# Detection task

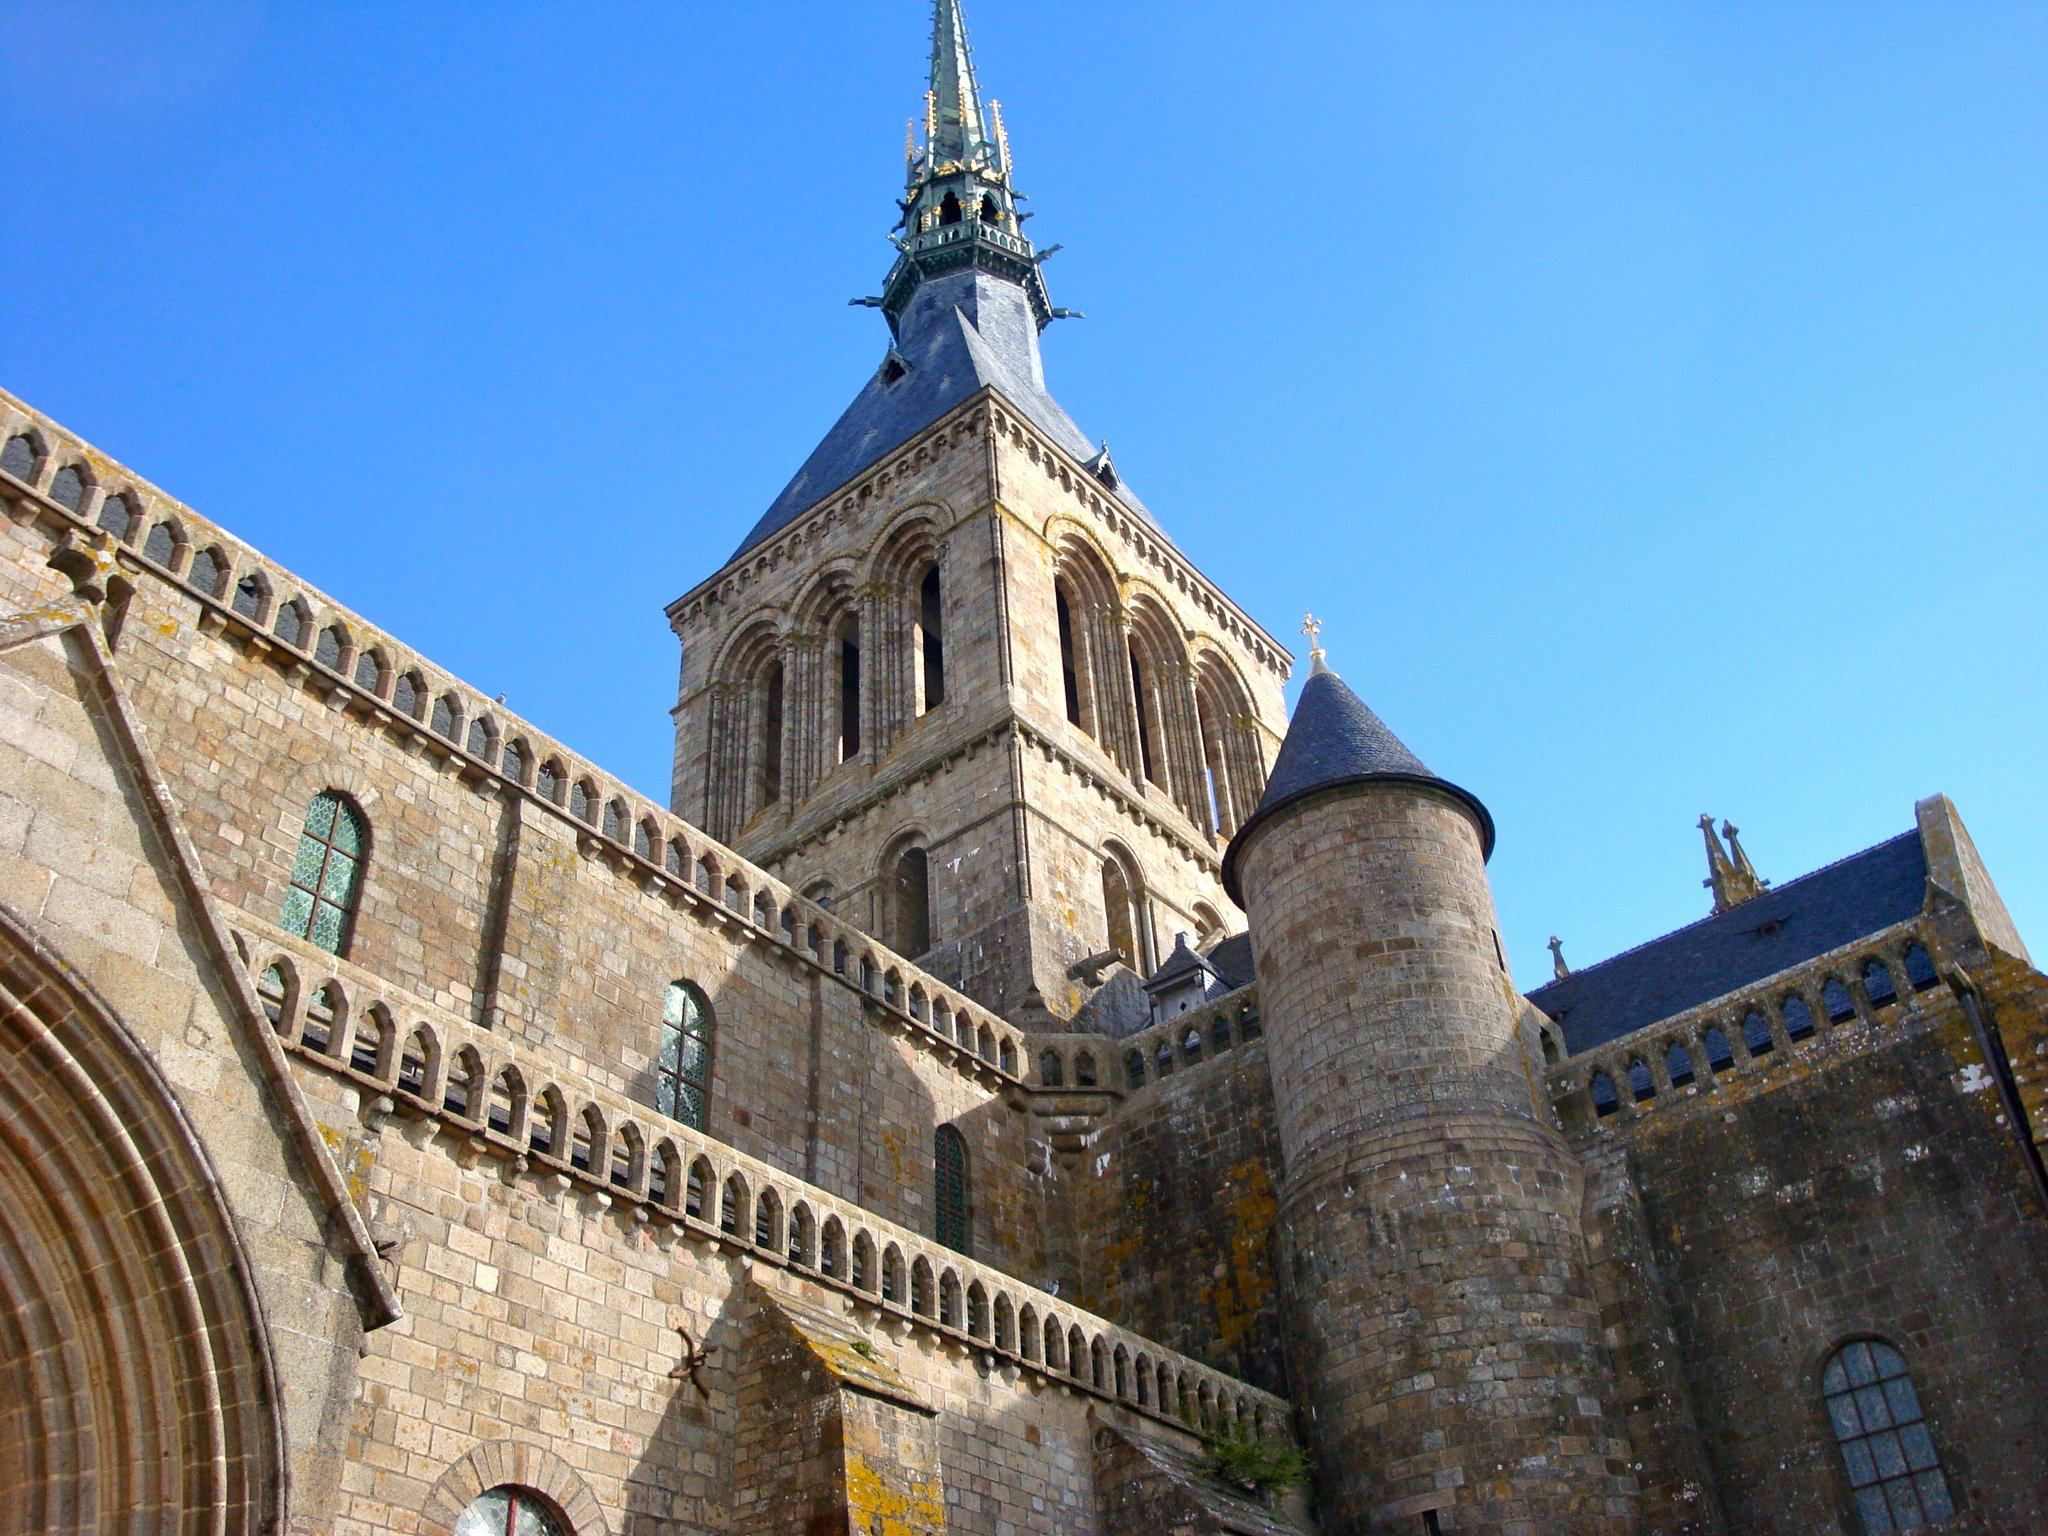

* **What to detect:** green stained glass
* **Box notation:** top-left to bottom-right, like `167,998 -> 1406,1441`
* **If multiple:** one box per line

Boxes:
659,1026 -> 682,1075
310,901 -> 347,953
655,981 -> 712,1130
282,792 -> 366,955
303,794 -> 337,840
675,1084 -> 705,1127
329,803 -> 363,855
320,849 -> 358,902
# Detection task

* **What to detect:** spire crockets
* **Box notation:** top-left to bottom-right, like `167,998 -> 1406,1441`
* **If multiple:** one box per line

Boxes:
881,0 -> 1058,333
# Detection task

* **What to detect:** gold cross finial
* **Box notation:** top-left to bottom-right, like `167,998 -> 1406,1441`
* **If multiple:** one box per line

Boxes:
1301,613 -> 1330,676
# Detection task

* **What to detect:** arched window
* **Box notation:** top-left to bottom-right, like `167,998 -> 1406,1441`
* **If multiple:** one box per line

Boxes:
570,779 -> 594,823
1125,1048 -> 1145,1089
934,1124 -> 969,1255
393,672 -> 422,719
0,433 -> 40,482
48,464 -> 87,512
143,520 -> 179,566
187,548 -> 225,597
1743,1009 -> 1774,1056
353,648 -> 385,693
656,982 -> 713,1130
1039,1050 -> 1063,1088
939,190 -> 962,225
315,626 -> 347,672
1863,959 -> 1897,1008
1666,1040 -> 1694,1086
537,759 -> 563,803
231,571 -> 268,619
1783,995 -> 1816,1041
1056,585 -> 1086,729
467,716 -> 498,764
431,693 -> 461,739
273,600 -> 306,649
282,792 -> 366,954
96,492 -> 137,541
453,1486 -> 567,1536
1703,1025 -> 1735,1072
1074,1051 -> 1097,1087
759,659 -> 784,807
1822,1341 -> 1953,1530
918,565 -> 945,711
1101,853 -> 1147,968
888,840 -> 931,957
1824,976 -> 1857,1024
837,613 -> 862,760
1589,1069 -> 1619,1117
1128,644 -> 1158,785
1905,944 -> 1938,992
1628,1057 -> 1654,1101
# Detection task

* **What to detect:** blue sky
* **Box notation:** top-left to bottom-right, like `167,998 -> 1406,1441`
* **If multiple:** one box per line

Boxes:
5,1 -> 2044,983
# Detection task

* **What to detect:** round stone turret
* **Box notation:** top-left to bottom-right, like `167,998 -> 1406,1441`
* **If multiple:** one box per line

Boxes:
1224,667 -> 1640,1535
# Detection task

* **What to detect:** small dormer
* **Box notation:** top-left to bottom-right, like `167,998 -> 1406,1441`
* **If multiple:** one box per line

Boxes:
1143,933 -> 1226,1024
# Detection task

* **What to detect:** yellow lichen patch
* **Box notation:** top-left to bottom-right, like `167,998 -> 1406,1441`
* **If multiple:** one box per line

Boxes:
1202,1160 -> 1277,1349
845,1451 -> 946,1536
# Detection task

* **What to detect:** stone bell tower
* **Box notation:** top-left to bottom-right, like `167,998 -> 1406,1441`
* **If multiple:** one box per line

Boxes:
1222,644 -> 1640,1534
666,0 -> 1290,1024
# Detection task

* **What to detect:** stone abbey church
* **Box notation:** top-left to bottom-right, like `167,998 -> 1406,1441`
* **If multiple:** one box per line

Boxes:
3,5 -> 2047,1534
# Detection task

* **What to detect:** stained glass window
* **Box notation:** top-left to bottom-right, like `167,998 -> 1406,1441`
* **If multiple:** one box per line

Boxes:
453,1486 -> 564,1536
1824,1341 -> 1954,1533
281,792 -> 365,956
656,982 -> 712,1130
935,1124 -> 969,1255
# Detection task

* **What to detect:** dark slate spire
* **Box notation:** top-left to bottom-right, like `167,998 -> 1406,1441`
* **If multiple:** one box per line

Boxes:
727,0 -> 1170,561
1221,662 -> 1495,903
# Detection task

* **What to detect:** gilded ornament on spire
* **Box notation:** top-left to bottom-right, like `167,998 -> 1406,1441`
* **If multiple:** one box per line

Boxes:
1301,613 -> 1330,676
1700,813 -> 1770,913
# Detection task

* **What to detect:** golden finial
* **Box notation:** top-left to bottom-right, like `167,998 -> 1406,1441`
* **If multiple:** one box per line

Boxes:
1301,613 -> 1330,676
905,118 -> 917,165
925,90 -> 938,150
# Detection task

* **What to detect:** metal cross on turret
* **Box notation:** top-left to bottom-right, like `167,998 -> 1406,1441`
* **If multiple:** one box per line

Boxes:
1301,612 -> 1330,676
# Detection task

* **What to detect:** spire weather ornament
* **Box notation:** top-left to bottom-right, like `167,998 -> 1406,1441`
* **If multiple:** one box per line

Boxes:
1700,814 -> 1770,913
1301,613 -> 1331,676
1548,935 -> 1570,980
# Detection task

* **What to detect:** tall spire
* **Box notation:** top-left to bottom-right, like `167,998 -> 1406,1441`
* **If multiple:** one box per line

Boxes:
882,0 -> 1056,335
927,0 -> 993,171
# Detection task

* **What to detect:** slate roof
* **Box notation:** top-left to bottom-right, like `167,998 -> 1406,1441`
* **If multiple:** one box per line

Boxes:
1143,933 -> 1218,992
1204,932 -> 1256,991
1221,668 -> 1494,902
1526,830 -> 1929,1056
729,268 -> 1167,561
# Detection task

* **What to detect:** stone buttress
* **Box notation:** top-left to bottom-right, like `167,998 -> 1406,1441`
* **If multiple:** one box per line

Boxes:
1223,660 -> 1641,1534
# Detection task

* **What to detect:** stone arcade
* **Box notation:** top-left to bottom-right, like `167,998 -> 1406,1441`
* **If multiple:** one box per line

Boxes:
2,4 -> 2046,1533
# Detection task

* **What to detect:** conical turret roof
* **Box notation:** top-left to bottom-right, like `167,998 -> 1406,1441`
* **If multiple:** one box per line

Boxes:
1220,667 -> 1494,903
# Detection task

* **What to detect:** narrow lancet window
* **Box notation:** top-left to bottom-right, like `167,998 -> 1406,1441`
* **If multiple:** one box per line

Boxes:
1129,647 -> 1157,784
919,565 -> 945,710
656,981 -> 714,1130
1056,588 -> 1084,728
760,660 -> 784,806
935,1125 -> 969,1255
838,616 -> 862,760
282,791 -> 366,955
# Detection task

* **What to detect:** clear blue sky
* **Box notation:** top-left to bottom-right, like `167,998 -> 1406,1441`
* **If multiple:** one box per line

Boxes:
6,1 -> 2044,984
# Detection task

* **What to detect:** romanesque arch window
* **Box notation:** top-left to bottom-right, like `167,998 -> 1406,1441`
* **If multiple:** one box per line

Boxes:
282,791 -> 366,955
886,837 -> 931,957
1101,849 -> 1149,969
837,613 -> 862,759
1127,643 -> 1158,784
759,658 -> 784,807
1039,1049 -> 1063,1088
0,433 -> 41,482
1056,585 -> 1086,729
454,1486 -> 567,1536
467,716 -> 498,766
1822,1341 -> 1953,1531
431,693 -> 461,740
656,981 -> 713,1130
97,491 -> 137,540
918,564 -> 945,711
144,519 -> 180,567
188,547 -> 225,598
934,1124 -> 969,1255
274,600 -> 307,649
232,571 -> 268,619
48,464 -> 87,512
